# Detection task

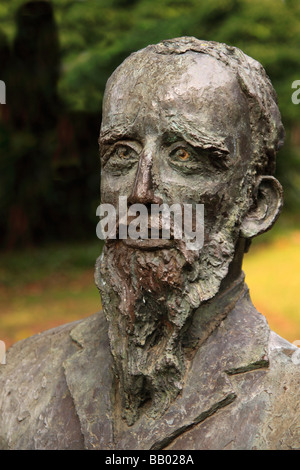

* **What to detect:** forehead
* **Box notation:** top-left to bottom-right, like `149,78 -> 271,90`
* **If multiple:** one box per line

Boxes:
100,51 -> 250,144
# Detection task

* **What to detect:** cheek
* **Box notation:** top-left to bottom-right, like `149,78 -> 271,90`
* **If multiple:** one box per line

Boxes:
101,171 -> 137,204
154,169 -> 242,235
154,163 -> 230,207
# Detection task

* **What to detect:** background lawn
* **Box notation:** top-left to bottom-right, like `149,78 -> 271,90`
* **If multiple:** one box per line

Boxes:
243,225 -> 300,345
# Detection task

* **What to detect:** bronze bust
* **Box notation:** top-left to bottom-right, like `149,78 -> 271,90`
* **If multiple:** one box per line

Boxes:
0,37 -> 299,450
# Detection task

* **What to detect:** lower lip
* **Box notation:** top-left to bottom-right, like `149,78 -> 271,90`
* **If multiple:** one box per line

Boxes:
121,238 -> 173,250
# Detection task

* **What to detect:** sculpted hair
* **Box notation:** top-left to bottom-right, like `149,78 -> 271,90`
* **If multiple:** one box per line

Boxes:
139,36 -> 285,177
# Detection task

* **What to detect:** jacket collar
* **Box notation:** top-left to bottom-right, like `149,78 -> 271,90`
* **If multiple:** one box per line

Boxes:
63,274 -> 270,450
63,312 -> 115,449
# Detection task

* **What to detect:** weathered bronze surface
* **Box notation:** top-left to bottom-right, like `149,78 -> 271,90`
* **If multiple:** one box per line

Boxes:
0,37 -> 299,450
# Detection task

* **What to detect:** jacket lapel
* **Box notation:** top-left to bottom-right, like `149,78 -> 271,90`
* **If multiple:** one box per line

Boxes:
63,312 -> 115,449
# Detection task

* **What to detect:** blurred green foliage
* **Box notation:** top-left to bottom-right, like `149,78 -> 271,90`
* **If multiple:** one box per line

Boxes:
0,0 -> 299,248
9,0 -> 300,116
1,0 -> 298,115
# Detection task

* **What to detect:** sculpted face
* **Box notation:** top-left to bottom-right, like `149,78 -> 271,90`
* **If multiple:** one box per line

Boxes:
96,48 -> 273,426
100,53 -> 251,245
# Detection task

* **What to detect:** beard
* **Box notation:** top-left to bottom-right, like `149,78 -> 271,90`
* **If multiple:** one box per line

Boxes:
95,220 -> 238,426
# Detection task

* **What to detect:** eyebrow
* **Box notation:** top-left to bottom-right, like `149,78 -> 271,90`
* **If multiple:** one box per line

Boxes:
99,126 -> 230,156
161,129 -> 230,155
99,129 -> 135,146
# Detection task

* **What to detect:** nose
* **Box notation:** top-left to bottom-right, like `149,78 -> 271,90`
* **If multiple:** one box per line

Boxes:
128,150 -> 162,205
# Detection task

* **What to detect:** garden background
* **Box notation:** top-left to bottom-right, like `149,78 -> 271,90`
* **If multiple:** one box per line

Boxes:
0,0 -> 299,348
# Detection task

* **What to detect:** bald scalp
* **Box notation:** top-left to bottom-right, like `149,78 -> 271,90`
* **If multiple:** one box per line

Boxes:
101,37 -> 284,177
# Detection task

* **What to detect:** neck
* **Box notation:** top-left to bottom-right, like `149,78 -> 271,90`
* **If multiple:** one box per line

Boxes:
181,269 -> 245,359
219,236 -> 246,293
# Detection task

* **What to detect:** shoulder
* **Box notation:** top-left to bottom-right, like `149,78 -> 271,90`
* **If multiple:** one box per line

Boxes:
165,290 -> 300,451
235,292 -> 300,448
0,312 -> 107,382
258,331 -> 300,449
0,312 -> 109,449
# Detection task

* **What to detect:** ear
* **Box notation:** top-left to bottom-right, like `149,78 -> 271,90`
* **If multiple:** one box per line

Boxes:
240,176 -> 283,239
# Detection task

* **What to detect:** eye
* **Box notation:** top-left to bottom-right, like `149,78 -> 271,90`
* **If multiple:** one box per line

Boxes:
103,142 -> 140,173
107,143 -> 138,163
116,146 -> 133,159
170,147 -> 191,161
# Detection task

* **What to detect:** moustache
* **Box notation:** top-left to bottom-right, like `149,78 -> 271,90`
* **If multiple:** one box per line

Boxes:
97,198 -> 204,252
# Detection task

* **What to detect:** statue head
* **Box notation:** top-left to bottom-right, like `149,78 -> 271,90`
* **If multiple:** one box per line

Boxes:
95,37 -> 284,425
